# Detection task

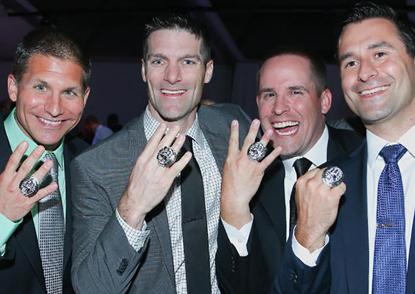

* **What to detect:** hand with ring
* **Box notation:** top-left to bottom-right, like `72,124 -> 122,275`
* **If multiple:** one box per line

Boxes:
294,167 -> 346,252
220,119 -> 282,228
117,124 -> 192,230
0,142 -> 57,222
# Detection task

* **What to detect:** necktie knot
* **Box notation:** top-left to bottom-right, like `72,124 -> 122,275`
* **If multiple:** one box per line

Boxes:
43,152 -> 58,181
379,144 -> 407,164
293,157 -> 312,178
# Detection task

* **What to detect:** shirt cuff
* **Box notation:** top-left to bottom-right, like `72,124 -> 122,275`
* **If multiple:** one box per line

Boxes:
116,209 -> 150,252
0,213 -> 22,256
221,214 -> 254,257
291,227 -> 329,267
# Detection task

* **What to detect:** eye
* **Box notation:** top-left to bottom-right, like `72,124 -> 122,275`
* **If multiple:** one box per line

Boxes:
34,84 -> 46,91
261,92 -> 276,100
63,89 -> 79,97
183,59 -> 197,65
343,60 -> 358,69
374,51 -> 387,59
150,58 -> 164,66
291,89 -> 304,96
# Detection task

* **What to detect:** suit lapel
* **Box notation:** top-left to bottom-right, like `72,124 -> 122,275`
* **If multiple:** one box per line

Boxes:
406,200 -> 415,293
338,144 -> 369,293
0,123 -> 45,287
130,115 -> 176,284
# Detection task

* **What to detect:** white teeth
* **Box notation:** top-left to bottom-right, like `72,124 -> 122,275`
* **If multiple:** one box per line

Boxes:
161,89 -> 186,94
360,86 -> 389,95
39,117 -> 62,126
275,129 -> 297,136
272,121 -> 299,129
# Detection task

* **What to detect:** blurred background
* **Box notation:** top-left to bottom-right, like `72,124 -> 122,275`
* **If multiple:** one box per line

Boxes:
0,0 -> 414,130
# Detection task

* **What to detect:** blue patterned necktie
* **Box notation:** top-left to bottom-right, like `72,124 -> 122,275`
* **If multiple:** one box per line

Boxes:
373,144 -> 407,294
39,153 -> 64,294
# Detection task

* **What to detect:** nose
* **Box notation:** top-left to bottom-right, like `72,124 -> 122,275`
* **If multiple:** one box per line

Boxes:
164,63 -> 182,84
44,93 -> 63,117
272,96 -> 290,115
358,59 -> 377,82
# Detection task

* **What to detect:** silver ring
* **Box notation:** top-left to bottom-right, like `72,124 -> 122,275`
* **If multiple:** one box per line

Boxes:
157,146 -> 177,167
247,142 -> 267,162
19,176 -> 40,197
322,166 -> 344,188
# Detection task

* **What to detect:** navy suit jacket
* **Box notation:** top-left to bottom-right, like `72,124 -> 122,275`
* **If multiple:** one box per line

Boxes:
275,141 -> 415,294
216,126 -> 363,293
0,123 -> 87,294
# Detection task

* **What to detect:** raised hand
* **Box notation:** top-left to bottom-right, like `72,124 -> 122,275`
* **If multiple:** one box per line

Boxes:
0,142 -> 57,222
221,119 -> 282,228
294,168 -> 346,252
117,124 -> 192,229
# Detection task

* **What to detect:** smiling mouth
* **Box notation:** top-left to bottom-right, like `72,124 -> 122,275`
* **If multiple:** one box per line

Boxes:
358,85 -> 390,96
272,121 -> 299,136
38,117 -> 63,127
160,89 -> 187,95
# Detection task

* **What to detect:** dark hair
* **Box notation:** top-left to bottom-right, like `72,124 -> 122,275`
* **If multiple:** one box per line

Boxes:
142,14 -> 211,63
13,27 -> 91,91
257,49 -> 327,96
340,1 -> 415,58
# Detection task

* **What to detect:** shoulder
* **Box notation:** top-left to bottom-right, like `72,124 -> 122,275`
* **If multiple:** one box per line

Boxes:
198,103 -> 251,126
328,126 -> 364,151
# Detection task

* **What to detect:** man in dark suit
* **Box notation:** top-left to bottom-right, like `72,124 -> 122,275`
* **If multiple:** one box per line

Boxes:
276,2 -> 415,293
0,29 -> 90,293
216,50 -> 363,293
70,15 -> 250,293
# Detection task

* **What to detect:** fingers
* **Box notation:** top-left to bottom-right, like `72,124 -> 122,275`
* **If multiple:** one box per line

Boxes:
139,123 -> 167,159
30,182 -> 58,203
3,142 -> 30,178
227,120 -> 240,157
259,145 -> 282,169
241,119 -> 261,154
168,151 -> 192,176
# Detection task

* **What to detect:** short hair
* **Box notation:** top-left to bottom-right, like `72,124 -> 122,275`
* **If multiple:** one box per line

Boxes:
257,49 -> 327,96
12,27 -> 91,91
340,1 -> 415,58
142,14 -> 211,63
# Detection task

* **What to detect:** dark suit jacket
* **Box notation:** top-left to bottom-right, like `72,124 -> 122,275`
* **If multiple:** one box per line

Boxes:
275,140 -> 415,294
216,126 -> 363,294
0,123 -> 88,294
70,104 -> 251,293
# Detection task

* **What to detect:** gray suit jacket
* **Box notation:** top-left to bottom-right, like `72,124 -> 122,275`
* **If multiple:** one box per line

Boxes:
71,104 -> 250,293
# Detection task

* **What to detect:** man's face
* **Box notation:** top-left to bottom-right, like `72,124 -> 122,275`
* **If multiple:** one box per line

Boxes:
338,18 -> 415,135
141,29 -> 213,127
8,54 -> 89,150
256,54 -> 331,158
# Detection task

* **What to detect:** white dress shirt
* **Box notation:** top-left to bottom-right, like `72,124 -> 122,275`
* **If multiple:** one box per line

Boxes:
223,126 -> 330,258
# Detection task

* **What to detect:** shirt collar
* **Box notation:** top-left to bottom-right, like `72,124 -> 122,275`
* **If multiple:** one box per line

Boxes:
282,125 -> 329,179
4,107 -> 64,168
143,106 -> 204,148
367,124 -> 415,167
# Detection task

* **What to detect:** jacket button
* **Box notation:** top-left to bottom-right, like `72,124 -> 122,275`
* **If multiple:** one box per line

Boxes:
117,258 -> 129,275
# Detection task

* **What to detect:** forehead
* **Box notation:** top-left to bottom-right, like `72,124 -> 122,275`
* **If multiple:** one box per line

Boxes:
22,54 -> 84,85
260,54 -> 313,86
338,18 -> 404,55
146,29 -> 202,56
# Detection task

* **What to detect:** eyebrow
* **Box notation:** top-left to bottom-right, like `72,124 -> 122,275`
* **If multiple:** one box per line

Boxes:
288,85 -> 308,92
339,41 -> 395,62
258,87 -> 275,95
147,53 -> 202,62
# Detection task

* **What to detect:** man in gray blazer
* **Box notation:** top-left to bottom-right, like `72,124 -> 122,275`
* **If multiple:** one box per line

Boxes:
71,15 -> 250,293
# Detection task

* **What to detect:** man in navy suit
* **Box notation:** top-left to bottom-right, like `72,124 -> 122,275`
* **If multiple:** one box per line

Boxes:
276,2 -> 415,293
0,28 -> 90,294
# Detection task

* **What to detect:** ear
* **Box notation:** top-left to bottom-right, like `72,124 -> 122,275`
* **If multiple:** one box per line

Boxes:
7,74 -> 18,102
141,59 -> 147,83
203,60 -> 214,83
320,88 -> 332,115
83,87 -> 91,106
